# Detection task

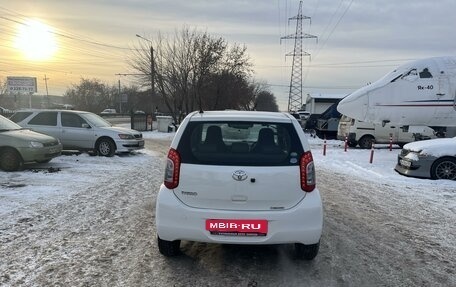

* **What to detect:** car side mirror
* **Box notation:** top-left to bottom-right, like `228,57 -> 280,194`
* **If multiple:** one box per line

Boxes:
82,123 -> 91,128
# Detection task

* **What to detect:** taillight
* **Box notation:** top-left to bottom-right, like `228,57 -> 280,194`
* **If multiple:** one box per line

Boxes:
300,151 -> 316,192
164,148 -> 181,189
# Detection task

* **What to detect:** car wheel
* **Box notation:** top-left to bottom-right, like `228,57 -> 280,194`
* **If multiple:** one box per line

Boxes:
358,135 -> 374,149
97,138 -> 115,157
347,141 -> 357,148
431,157 -> 456,180
0,148 -> 23,171
157,236 -> 181,257
88,150 -> 98,156
295,241 -> 320,260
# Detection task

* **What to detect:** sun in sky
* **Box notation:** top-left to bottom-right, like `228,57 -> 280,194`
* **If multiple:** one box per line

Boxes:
14,19 -> 58,61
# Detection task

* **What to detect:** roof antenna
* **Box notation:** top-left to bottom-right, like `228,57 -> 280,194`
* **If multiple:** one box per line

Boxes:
198,93 -> 204,114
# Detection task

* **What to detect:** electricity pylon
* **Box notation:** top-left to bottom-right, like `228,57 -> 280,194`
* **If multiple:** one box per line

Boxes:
281,0 -> 317,112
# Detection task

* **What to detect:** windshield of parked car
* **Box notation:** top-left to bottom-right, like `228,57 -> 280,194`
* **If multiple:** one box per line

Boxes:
0,115 -> 22,131
81,113 -> 113,127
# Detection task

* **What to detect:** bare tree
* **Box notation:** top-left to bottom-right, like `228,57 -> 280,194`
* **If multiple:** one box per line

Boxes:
254,90 -> 279,112
0,79 -> 9,109
0,79 -> 7,95
128,27 -> 255,122
64,78 -> 115,113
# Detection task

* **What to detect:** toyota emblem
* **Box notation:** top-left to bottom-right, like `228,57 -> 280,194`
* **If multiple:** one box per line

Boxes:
232,170 -> 248,181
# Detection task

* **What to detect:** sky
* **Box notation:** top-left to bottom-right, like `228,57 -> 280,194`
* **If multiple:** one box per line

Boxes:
1,0 -> 456,110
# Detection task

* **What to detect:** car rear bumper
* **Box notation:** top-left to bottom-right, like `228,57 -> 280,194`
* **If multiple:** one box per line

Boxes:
156,185 -> 323,245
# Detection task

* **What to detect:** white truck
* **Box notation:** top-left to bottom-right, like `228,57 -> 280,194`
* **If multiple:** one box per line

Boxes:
337,115 -> 435,149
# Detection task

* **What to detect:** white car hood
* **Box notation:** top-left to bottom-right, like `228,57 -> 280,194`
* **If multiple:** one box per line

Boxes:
404,137 -> 456,157
101,126 -> 140,135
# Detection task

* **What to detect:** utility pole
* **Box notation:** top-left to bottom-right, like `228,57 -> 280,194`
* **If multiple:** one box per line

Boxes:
118,79 -> 122,114
150,45 -> 155,114
116,73 -> 147,114
136,34 -> 155,114
281,0 -> 317,112
43,74 -> 50,107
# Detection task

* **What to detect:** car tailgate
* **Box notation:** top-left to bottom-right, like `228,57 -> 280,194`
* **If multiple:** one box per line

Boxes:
173,163 -> 305,211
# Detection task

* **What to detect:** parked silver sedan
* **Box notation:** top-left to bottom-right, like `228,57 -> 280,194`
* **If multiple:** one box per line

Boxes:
395,137 -> 456,180
10,110 -> 144,157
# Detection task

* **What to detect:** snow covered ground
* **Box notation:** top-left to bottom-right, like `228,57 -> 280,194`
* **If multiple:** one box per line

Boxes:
1,132 -> 453,218
0,131 -> 174,220
0,130 -> 454,286
309,136 -> 456,190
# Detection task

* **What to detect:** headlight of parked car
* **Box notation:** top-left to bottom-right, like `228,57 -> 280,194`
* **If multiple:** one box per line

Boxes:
404,151 -> 421,161
118,134 -> 135,140
29,141 -> 44,148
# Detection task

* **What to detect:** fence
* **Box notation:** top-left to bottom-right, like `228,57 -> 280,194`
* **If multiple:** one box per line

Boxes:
131,113 -> 177,132
0,110 -> 15,118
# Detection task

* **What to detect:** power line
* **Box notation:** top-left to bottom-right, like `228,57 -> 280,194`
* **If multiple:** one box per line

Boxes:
313,0 -> 355,60
0,6 -> 139,95
0,9 -> 135,51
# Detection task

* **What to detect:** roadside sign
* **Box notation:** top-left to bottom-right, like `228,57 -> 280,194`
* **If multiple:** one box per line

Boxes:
7,76 -> 37,93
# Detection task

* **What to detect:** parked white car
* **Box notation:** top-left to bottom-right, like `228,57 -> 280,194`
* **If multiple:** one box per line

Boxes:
100,109 -> 117,114
297,110 -> 311,120
338,115 -> 435,149
10,110 -> 144,156
395,137 -> 456,180
156,110 -> 323,259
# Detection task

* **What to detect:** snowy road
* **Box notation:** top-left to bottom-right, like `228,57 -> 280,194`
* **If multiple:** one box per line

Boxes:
1,136 -> 455,286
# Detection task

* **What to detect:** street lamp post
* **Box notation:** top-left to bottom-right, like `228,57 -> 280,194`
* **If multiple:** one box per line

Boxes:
135,34 -> 155,114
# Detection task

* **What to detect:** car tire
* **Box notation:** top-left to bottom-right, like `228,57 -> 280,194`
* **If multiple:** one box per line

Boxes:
96,138 -> 115,157
295,241 -> 320,260
430,157 -> 456,180
347,142 -> 357,148
0,148 -> 23,171
358,135 -> 374,149
157,236 -> 181,257
88,150 -> 98,156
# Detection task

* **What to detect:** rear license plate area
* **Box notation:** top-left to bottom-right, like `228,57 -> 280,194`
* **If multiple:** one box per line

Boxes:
206,219 -> 268,236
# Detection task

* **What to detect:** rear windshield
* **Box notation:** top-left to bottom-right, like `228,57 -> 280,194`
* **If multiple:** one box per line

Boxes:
177,121 -> 304,166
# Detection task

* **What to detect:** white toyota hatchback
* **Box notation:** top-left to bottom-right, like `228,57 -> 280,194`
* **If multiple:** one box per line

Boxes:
156,111 -> 323,259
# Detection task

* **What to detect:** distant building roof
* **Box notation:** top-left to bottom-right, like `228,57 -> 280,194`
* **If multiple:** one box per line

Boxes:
306,93 -> 346,100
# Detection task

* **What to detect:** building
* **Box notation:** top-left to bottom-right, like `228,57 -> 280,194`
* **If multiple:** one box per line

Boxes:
303,93 -> 346,115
